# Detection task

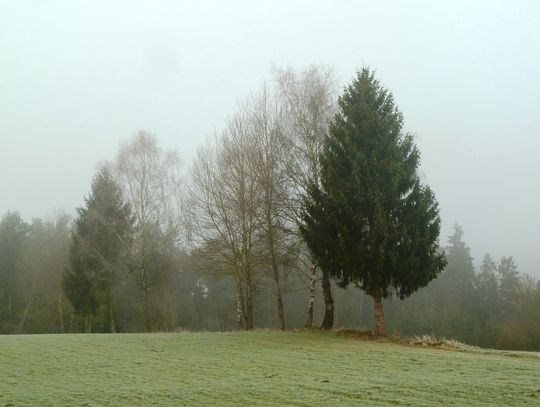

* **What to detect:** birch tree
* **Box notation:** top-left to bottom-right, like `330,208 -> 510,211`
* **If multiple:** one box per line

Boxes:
273,65 -> 338,329
249,86 -> 292,330
114,130 -> 184,331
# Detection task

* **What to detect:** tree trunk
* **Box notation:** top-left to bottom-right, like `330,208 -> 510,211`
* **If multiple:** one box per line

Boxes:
246,279 -> 254,330
270,256 -> 285,330
18,278 -> 35,334
8,290 -> 12,317
235,274 -> 247,329
274,283 -> 285,331
141,267 -> 151,332
304,264 -> 317,328
106,287 -> 117,333
18,295 -> 33,334
358,290 -> 364,326
373,290 -> 385,336
58,294 -> 65,333
320,269 -> 334,330
85,315 -> 92,333
142,291 -> 150,332
236,287 -> 244,330
109,297 -> 117,334
69,312 -> 74,333
266,222 -> 285,331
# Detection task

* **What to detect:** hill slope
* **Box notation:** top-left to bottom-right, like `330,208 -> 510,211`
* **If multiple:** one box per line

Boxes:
1,331 -> 539,406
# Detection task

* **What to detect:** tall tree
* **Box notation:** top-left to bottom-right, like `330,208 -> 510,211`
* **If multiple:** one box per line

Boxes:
274,65 -> 337,329
429,225 -> 476,342
0,211 -> 28,332
474,253 -> 499,325
63,238 -> 98,333
41,213 -> 72,333
15,214 -> 72,334
190,114 -> 263,330
115,131 -> 184,331
63,167 -> 132,332
497,256 -> 520,318
301,68 -> 446,335
251,86 -> 290,330
440,225 -> 475,306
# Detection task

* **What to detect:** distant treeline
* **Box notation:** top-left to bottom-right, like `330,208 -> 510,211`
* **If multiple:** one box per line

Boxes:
1,66 -> 538,351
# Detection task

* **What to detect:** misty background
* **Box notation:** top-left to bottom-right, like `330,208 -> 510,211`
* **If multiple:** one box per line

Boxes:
1,0 -> 539,276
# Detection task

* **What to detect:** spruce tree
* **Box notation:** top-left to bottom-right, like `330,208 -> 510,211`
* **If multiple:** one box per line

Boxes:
63,167 -> 132,332
431,225 -> 476,341
497,256 -> 520,317
301,68 -> 446,335
473,253 -> 500,345
442,225 -> 475,305
62,246 -> 98,333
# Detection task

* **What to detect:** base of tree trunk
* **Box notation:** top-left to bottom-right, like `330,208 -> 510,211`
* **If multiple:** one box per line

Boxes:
320,270 -> 334,330
304,265 -> 317,328
373,292 -> 385,336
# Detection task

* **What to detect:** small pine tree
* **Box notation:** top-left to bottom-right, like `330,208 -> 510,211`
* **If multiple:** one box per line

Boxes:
497,256 -> 520,317
475,253 -> 499,319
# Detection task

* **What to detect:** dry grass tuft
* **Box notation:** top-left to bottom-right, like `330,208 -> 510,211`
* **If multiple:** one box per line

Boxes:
306,328 -> 479,352
401,334 -> 479,351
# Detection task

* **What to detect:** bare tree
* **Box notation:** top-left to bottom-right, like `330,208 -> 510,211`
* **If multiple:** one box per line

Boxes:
114,130 -> 184,331
249,85 -> 291,330
190,112 -> 263,330
273,65 -> 338,329
43,212 -> 73,333
16,213 -> 72,333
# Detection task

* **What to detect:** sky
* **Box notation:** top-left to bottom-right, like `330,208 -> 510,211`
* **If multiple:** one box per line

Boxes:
1,0 -> 539,276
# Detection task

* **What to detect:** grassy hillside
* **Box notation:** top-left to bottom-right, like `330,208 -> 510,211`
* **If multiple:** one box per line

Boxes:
1,331 -> 539,406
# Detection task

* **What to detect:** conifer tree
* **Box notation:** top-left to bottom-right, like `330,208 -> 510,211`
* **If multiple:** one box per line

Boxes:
497,256 -> 520,317
62,246 -> 98,333
301,68 -> 446,335
63,167 -> 132,332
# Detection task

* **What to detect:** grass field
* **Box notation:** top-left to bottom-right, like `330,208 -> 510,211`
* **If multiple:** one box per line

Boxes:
1,331 -> 539,406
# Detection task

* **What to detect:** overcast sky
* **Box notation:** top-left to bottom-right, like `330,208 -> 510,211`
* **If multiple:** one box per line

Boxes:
1,0 -> 539,276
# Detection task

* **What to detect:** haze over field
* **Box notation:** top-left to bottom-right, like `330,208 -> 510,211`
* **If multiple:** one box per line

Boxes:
1,1 -> 539,275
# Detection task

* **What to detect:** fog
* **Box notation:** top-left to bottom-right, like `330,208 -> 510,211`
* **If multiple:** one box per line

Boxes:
1,0 -> 539,276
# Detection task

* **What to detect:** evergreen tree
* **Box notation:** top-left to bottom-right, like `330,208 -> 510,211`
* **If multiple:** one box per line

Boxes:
63,167 -> 132,332
474,253 -> 499,323
441,225 -> 475,305
497,256 -> 520,317
62,246 -> 98,333
472,253 -> 500,345
429,225 -> 477,342
301,68 -> 446,335
0,211 -> 28,332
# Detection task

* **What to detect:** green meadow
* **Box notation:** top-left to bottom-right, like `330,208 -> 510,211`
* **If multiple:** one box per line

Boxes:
1,331 -> 539,406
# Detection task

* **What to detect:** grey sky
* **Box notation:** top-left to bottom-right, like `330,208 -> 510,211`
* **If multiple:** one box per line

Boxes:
1,1 -> 539,275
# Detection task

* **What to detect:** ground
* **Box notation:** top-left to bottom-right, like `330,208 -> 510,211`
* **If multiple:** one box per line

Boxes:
0,331 -> 539,406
